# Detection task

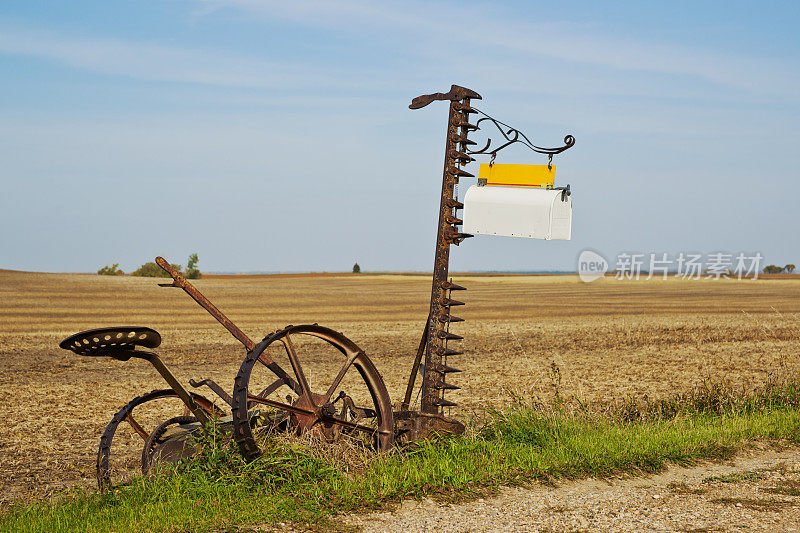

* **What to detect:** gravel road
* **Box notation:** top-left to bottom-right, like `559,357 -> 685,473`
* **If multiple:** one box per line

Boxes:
342,445 -> 800,532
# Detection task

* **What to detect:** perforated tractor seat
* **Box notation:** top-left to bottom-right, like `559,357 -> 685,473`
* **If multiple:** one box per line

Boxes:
60,327 -> 161,361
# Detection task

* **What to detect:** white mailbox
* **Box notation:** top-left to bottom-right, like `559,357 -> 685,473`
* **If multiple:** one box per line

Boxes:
462,185 -> 572,240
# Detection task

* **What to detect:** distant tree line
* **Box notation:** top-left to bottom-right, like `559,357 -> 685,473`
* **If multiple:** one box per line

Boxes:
763,264 -> 796,274
98,253 -> 201,279
96,263 -> 123,276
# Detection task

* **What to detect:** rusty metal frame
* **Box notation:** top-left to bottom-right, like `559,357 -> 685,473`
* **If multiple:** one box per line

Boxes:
408,85 -> 479,421
155,257 -> 301,396
65,85 -> 577,483
148,86 -> 573,441
401,85 -> 575,438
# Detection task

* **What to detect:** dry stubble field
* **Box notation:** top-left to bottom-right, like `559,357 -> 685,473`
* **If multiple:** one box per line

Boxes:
1,269 -> 799,504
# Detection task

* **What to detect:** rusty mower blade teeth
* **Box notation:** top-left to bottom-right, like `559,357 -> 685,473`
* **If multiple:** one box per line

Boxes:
436,331 -> 464,341
435,348 -> 463,358
444,227 -> 473,245
429,361 -> 462,373
439,297 -> 465,307
448,150 -> 475,163
436,382 -> 460,391
440,364 -> 462,373
438,313 -> 464,323
445,198 -> 465,209
446,166 -> 475,178
445,233 -> 473,246
432,397 -> 458,407
440,281 -> 466,291
445,215 -> 463,225
456,119 -> 479,131
456,167 -> 476,178
449,133 -> 478,145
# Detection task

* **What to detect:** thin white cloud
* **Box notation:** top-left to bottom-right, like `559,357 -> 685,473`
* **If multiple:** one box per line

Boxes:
0,24 -> 340,89
1,3 -> 795,101
192,0 -> 799,98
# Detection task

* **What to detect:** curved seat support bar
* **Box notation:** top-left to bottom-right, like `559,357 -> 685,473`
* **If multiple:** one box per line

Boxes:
138,351 -> 212,426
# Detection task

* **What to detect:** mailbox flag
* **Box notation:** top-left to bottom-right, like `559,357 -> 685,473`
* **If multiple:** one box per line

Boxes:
478,164 -> 555,188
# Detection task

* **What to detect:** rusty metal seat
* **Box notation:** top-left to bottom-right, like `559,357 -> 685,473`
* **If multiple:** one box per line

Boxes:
60,326 -> 212,426
59,327 -> 161,361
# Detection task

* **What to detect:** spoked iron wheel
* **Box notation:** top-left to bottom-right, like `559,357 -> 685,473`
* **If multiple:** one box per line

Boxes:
96,389 -> 223,489
232,325 -> 394,461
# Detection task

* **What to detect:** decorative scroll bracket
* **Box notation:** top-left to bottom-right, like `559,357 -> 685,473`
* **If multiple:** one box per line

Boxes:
466,108 -> 575,160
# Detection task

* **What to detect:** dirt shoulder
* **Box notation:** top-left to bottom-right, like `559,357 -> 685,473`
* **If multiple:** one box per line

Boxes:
343,445 -> 800,532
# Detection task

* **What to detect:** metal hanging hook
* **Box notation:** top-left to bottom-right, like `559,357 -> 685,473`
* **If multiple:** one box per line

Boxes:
548,153 -> 553,171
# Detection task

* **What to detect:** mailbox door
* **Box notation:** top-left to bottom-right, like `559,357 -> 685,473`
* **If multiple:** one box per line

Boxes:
549,193 -> 572,240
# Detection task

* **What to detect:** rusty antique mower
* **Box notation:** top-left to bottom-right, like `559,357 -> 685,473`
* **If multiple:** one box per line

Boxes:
60,85 -> 575,489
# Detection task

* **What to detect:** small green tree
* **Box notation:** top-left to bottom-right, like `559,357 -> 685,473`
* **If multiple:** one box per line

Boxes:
186,253 -> 201,279
786,264 -> 796,274
352,262 -> 361,274
131,262 -> 182,277
97,263 -> 123,276
763,264 -> 785,274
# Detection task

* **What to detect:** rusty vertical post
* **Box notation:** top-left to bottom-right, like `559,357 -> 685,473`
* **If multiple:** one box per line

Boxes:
409,85 -> 480,415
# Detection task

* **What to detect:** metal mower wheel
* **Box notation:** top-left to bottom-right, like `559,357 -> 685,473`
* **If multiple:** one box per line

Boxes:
96,389 -> 222,489
232,325 -> 394,461
140,415 -> 200,476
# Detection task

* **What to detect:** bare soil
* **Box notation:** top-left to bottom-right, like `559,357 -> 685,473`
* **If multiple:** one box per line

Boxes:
1,270 -> 799,504
345,445 -> 800,532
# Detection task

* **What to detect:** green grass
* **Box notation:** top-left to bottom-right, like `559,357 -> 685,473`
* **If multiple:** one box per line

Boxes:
3,381 -> 800,533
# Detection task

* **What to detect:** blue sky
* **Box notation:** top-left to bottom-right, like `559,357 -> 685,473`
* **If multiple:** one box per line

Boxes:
0,1 -> 798,273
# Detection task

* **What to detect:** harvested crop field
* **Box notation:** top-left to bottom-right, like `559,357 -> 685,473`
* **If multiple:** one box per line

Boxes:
1,270 -> 799,504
